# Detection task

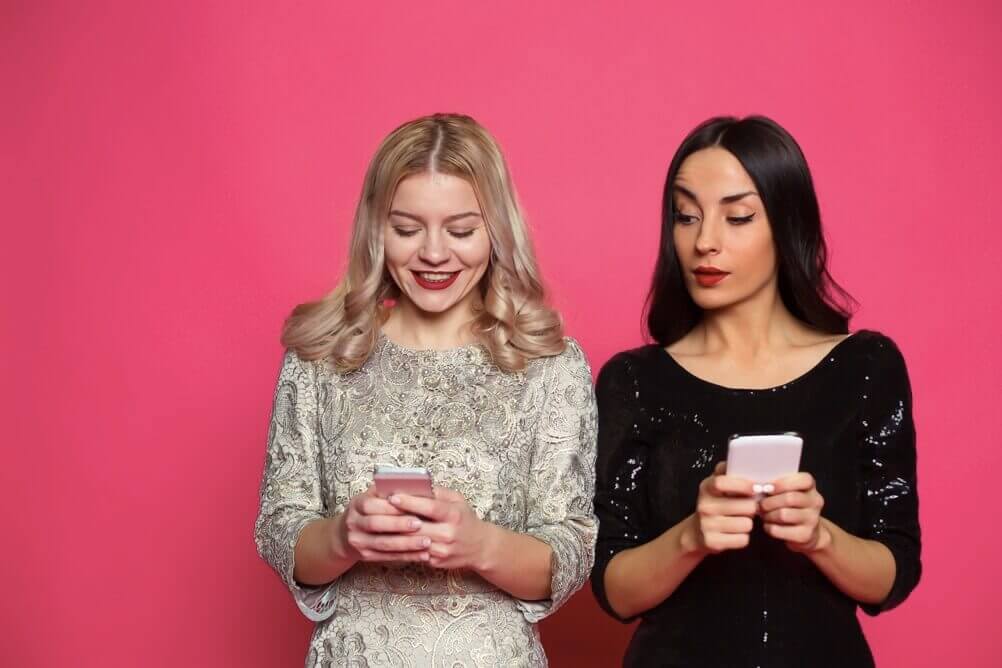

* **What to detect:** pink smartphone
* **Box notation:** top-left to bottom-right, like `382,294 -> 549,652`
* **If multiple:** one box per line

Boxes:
372,465 -> 434,498
725,432 -> 803,489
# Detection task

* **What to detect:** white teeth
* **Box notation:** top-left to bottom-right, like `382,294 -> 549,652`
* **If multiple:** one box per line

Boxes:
417,272 -> 455,282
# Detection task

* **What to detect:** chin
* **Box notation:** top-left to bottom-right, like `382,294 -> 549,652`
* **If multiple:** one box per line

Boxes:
406,281 -> 476,312
690,291 -> 739,311
407,295 -> 458,314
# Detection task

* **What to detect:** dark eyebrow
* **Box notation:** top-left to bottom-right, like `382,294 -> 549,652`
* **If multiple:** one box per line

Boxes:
388,210 -> 482,224
720,191 -> 758,204
673,185 -> 698,202
672,186 -> 758,205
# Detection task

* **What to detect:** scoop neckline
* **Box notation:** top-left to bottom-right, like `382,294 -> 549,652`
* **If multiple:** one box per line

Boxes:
378,331 -> 483,356
657,332 -> 858,393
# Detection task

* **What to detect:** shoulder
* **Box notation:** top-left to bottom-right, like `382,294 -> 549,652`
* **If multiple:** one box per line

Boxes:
841,331 -> 912,394
525,337 -> 594,389
279,349 -> 339,386
845,330 -> 908,368
279,349 -> 309,377
596,344 -> 664,387
556,336 -> 590,365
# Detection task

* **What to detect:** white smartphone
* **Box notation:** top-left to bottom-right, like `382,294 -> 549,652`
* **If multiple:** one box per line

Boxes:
372,465 -> 434,498
725,433 -> 803,491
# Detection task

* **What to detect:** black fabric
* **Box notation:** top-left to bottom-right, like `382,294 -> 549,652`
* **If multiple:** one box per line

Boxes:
591,330 -> 921,668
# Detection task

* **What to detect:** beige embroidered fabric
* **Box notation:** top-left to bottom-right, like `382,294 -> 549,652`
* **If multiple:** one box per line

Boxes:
255,336 -> 598,667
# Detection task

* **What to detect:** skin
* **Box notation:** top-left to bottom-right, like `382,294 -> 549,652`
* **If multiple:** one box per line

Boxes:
602,147 -> 897,619
382,171 -> 491,349
293,172 -> 553,602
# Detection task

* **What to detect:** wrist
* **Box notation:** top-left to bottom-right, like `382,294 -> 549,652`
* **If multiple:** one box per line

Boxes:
804,519 -> 834,556
813,521 -> 834,552
678,514 -> 708,557
330,514 -> 360,564
473,520 -> 502,575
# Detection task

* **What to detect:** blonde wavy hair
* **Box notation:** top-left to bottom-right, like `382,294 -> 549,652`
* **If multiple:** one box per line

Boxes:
282,113 -> 565,373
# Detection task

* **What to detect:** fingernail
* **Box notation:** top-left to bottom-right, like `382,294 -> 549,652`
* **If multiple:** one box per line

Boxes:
410,519 -> 421,530
420,552 -> 430,561
752,484 -> 763,494
389,495 -> 401,505
421,537 -> 431,547
763,484 -> 775,494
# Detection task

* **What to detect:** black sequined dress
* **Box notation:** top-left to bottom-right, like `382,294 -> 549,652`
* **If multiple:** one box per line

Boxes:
591,331 -> 921,667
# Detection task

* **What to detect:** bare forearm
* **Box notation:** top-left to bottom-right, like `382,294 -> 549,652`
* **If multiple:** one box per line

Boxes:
603,514 -> 706,619
475,523 -> 553,601
293,514 -> 359,586
807,518 -> 895,604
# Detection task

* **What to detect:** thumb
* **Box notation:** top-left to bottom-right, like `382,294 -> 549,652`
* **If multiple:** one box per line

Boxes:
713,461 -> 727,476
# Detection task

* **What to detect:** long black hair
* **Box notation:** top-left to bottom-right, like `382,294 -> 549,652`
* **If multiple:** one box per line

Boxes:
645,115 -> 855,345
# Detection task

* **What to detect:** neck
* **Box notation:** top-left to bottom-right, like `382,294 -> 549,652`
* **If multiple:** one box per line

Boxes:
383,294 -> 480,350
695,282 -> 803,357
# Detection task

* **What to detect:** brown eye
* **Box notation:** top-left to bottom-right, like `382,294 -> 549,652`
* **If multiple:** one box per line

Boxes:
674,212 -> 698,225
726,215 -> 755,225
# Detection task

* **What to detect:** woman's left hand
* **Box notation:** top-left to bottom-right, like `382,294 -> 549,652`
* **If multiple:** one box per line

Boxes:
759,473 -> 831,553
388,487 -> 491,570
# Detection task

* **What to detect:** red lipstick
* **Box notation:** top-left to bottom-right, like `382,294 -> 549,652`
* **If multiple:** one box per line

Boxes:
412,270 -> 460,291
693,266 -> 729,287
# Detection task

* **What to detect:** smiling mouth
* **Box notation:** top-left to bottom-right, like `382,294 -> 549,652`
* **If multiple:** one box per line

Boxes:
412,271 -> 460,290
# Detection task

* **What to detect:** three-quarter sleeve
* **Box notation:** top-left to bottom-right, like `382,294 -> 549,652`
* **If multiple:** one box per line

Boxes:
516,340 -> 599,623
254,351 -> 338,621
857,336 -> 922,615
590,352 -> 652,622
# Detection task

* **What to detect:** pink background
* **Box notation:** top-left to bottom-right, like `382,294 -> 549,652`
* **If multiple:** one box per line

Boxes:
3,1 -> 999,665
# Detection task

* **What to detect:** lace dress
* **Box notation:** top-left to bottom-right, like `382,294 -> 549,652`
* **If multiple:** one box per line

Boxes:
255,336 -> 598,667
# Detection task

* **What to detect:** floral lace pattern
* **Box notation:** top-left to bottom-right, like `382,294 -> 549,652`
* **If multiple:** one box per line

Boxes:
255,336 -> 598,667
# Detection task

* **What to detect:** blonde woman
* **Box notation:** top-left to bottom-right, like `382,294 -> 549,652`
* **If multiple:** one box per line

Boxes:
255,114 -> 598,666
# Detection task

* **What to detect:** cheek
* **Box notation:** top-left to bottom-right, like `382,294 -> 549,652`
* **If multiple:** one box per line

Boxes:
456,237 -> 492,269
673,226 -> 694,258
751,232 -> 778,276
732,226 -> 777,277
383,236 -> 414,268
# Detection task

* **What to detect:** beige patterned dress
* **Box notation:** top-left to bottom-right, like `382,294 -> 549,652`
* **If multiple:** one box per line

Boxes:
255,336 -> 598,667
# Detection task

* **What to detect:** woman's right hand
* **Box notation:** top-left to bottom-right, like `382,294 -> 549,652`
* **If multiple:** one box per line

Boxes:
687,462 -> 758,554
337,486 -> 432,563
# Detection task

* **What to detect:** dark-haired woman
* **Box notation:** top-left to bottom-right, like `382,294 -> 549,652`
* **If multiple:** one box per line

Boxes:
591,116 -> 920,667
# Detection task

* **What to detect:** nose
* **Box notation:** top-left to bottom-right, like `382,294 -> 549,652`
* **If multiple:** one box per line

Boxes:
694,218 -> 721,256
418,229 -> 450,265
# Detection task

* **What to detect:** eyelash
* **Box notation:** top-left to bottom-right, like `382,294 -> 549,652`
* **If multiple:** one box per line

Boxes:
673,213 -> 755,225
391,227 -> 476,239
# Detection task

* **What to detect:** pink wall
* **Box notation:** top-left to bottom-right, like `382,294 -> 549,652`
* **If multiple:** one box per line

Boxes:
3,1 -> 999,665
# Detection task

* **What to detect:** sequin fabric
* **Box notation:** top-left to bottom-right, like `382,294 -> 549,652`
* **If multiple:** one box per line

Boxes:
591,330 -> 921,668
255,336 -> 598,667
